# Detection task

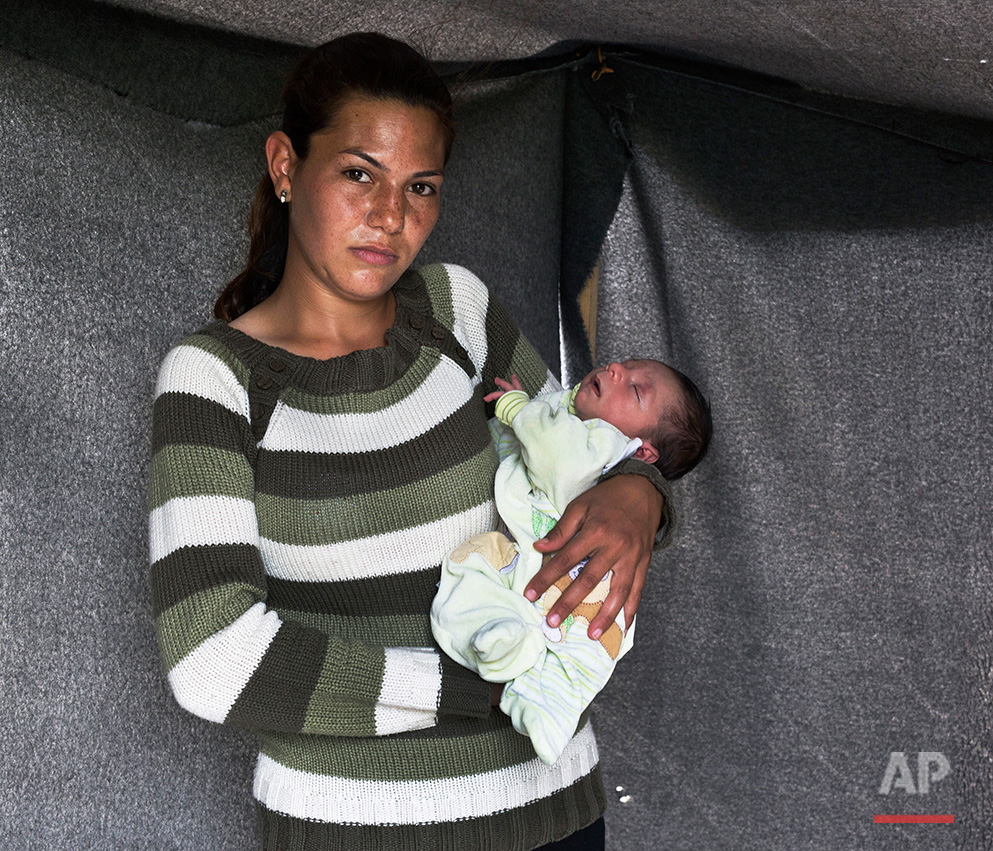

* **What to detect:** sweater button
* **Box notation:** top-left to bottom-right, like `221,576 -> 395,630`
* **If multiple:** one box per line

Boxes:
256,375 -> 273,389
250,402 -> 265,420
269,358 -> 286,372
430,325 -> 445,340
408,315 -> 424,330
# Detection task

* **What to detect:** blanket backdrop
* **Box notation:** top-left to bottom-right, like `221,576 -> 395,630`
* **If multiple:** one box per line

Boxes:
2,1 -> 992,848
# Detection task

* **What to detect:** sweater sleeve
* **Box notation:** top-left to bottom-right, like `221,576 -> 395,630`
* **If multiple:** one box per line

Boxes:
435,265 -> 560,409
149,337 -> 491,738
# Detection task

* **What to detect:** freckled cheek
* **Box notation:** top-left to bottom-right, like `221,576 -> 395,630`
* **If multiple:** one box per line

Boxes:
408,204 -> 441,245
328,191 -> 368,224
316,197 -> 369,247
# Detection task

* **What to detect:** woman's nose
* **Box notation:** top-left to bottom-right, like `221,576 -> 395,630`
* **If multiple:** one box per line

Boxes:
367,186 -> 405,233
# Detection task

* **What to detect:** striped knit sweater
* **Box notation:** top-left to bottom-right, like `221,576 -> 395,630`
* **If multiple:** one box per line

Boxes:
149,264 -> 609,850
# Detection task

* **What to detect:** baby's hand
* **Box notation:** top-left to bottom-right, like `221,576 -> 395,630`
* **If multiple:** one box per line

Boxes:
483,374 -> 524,402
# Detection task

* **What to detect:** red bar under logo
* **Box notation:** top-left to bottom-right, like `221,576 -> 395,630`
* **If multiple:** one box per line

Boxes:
874,815 -> 954,824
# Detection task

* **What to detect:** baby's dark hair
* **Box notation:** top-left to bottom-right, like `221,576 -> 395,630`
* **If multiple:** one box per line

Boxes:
648,366 -> 712,480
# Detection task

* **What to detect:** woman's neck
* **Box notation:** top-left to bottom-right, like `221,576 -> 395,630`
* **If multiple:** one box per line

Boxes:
229,277 -> 397,361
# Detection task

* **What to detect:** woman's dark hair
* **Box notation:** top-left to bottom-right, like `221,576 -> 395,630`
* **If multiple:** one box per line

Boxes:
214,32 -> 455,321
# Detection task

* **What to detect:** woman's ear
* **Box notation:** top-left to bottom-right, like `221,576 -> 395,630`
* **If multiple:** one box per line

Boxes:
265,131 -> 296,202
633,441 -> 659,465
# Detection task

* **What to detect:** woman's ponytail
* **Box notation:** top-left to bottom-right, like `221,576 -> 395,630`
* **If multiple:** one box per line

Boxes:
214,175 -> 288,321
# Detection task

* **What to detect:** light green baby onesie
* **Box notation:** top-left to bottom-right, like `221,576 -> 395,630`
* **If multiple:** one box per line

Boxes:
431,387 -> 639,764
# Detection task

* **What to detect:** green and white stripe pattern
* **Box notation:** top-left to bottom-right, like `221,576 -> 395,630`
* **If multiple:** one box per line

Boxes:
150,264 -> 607,849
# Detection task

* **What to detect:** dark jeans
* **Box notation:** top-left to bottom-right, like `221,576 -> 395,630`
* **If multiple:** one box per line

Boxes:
534,818 -> 605,851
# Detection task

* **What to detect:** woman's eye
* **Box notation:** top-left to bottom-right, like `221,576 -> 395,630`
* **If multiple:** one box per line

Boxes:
409,182 -> 437,197
344,168 -> 371,182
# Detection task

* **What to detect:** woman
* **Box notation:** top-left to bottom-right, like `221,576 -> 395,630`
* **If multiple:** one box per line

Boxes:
149,32 -> 666,850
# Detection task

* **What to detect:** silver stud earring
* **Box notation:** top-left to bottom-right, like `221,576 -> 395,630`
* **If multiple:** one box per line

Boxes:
280,190 -> 287,204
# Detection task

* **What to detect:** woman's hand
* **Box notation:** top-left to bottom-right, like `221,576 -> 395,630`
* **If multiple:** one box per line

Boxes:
527,475 -> 664,639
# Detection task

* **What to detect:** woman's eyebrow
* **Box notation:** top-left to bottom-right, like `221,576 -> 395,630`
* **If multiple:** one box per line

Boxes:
339,149 -> 443,180
340,149 -> 387,170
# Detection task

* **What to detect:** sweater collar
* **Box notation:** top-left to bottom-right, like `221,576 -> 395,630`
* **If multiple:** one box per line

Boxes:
205,267 -> 433,395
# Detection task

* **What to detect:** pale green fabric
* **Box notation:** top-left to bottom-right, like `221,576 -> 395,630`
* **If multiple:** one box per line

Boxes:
431,388 -> 638,764
431,533 -> 547,681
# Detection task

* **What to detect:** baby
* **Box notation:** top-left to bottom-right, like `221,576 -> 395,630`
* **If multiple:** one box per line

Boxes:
431,359 -> 712,764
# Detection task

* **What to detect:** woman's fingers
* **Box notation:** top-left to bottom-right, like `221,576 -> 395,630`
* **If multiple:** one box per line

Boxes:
528,475 -> 662,638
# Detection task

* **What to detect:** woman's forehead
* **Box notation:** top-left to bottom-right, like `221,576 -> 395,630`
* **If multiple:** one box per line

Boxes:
310,97 -> 447,166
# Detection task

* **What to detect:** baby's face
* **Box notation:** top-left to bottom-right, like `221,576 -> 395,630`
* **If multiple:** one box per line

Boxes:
573,359 -> 680,441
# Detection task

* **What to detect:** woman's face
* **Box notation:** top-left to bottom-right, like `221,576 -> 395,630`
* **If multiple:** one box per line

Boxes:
281,96 -> 446,305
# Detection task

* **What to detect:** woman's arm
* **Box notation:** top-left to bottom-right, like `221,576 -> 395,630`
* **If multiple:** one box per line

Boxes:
149,337 -> 491,737
529,472 -> 668,638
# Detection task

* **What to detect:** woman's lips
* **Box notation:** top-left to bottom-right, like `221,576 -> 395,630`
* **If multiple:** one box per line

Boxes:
350,246 -> 398,266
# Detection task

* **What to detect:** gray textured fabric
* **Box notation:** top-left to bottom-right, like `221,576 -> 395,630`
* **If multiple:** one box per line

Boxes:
100,0 -> 993,123
3,3 -> 993,849
1,0 -> 299,126
0,45 -> 260,848
419,71 -> 565,372
592,67 -> 993,850
557,61 -> 632,384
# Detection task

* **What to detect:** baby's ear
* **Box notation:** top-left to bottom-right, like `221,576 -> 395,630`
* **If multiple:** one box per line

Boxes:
633,441 -> 659,464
